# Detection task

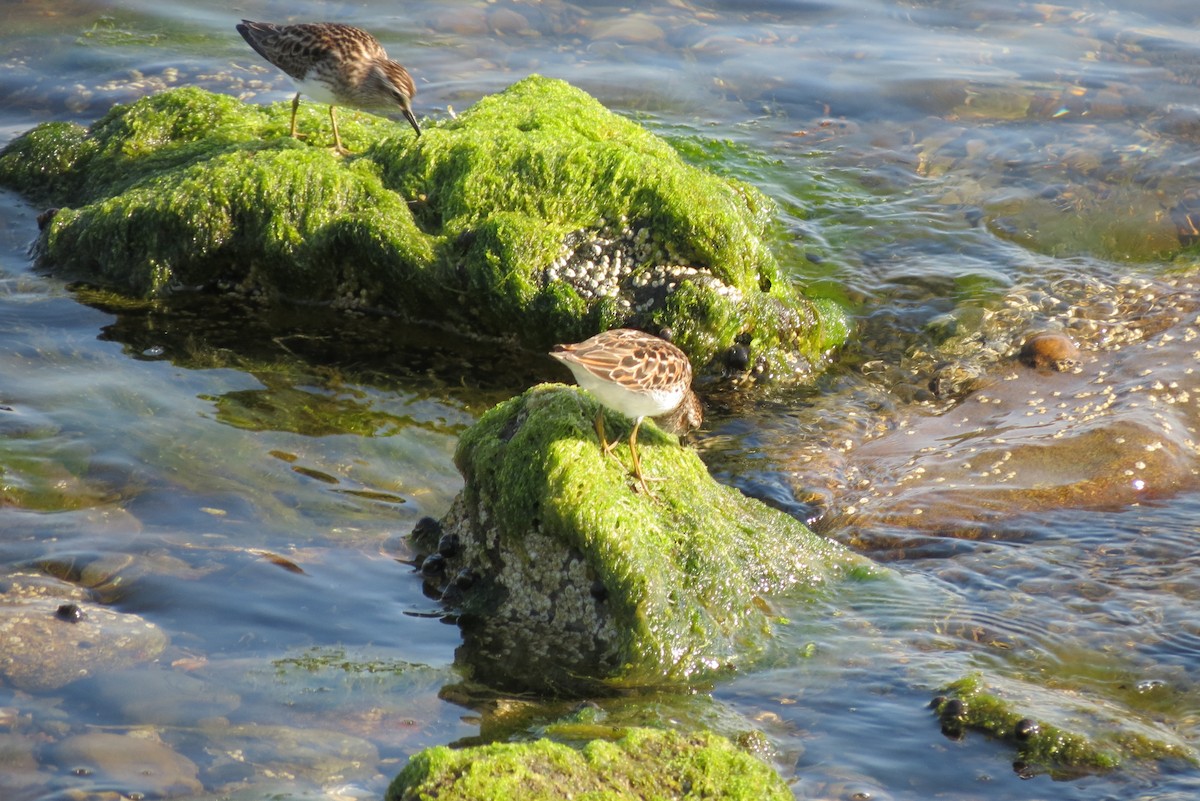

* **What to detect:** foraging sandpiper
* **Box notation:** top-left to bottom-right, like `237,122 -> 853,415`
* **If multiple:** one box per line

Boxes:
236,20 -> 420,154
551,328 -> 702,493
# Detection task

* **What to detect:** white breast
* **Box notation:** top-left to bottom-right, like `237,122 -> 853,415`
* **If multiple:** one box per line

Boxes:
564,362 -> 686,420
293,72 -> 344,106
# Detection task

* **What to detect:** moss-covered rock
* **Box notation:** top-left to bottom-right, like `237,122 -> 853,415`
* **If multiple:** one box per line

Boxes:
933,673 -> 1197,775
413,384 -> 876,692
0,77 -> 847,379
385,726 -> 791,801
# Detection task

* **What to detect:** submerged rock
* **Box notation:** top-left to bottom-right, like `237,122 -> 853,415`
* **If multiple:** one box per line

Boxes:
0,404 -> 118,512
86,667 -> 241,726
933,673 -> 1197,773
415,384 -> 875,692
0,590 -> 168,691
914,113 -> 1195,263
197,721 -> 379,785
0,77 -> 846,379
1016,331 -> 1080,371
778,269 -> 1200,532
825,294 -> 1200,533
386,726 -> 792,801
48,732 -> 202,798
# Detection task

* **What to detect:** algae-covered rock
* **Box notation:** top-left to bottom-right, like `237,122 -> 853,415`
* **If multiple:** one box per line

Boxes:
934,673 -> 1197,775
0,77 -> 846,379
385,727 -> 792,801
415,384 -> 875,692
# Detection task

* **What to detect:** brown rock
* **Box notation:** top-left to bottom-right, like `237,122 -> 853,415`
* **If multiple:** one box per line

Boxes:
0,598 -> 168,690
1018,332 -> 1081,371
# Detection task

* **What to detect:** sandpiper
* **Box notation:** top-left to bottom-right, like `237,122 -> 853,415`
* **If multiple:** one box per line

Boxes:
551,329 -> 702,493
236,20 -> 420,155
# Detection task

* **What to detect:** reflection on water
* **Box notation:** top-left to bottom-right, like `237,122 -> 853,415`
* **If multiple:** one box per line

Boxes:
3,0 -> 1200,798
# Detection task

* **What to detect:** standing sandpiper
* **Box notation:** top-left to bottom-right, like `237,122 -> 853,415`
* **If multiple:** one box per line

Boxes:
236,20 -> 420,155
551,329 -> 702,494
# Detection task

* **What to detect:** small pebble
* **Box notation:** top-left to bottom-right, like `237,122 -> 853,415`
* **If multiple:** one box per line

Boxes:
55,603 -> 85,623
1013,718 -> 1040,740
1018,332 -> 1080,371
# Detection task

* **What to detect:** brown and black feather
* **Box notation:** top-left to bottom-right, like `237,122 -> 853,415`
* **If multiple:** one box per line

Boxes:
236,21 -> 386,81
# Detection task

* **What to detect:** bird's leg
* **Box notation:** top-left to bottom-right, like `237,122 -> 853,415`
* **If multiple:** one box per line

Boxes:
289,93 -> 306,140
594,409 -> 621,461
627,418 -> 653,495
329,106 -> 351,156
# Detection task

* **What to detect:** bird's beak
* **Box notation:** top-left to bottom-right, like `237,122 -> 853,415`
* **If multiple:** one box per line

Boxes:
403,107 -> 421,137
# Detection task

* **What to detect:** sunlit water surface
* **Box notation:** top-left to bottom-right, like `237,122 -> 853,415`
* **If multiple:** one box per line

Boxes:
3,0 -> 1200,799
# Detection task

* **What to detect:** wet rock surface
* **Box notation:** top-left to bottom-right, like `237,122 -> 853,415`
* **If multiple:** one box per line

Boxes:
85,667 -> 241,726
782,270 -> 1200,535
0,576 -> 168,691
932,673 -> 1196,772
196,721 -> 380,785
415,384 -> 875,692
834,349 -> 1198,532
0,77 -> 848,381
48,732 -> 202,798
1017,331 -> 1081,371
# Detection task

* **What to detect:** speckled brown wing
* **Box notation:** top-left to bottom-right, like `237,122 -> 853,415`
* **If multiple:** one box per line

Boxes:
236,21 -> 385,81
553,329 -> 692,392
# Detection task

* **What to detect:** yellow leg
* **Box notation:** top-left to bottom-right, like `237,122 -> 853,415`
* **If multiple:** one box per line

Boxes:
596,411 -> 656,495
289,93 -> 302,139
594,410 -> 620,460
627,418 -> 652,495
329,105 -> 350,155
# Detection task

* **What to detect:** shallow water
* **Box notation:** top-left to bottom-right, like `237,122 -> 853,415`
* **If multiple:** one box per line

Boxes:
3,0 -> 1200,799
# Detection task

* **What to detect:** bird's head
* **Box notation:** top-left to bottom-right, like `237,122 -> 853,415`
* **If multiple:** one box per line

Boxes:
374,60 -> 421,136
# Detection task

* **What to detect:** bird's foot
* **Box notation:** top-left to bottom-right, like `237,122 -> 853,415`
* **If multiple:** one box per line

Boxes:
632,470 -> 669,496
598,437 -> 623,464
594,414 -> 623,464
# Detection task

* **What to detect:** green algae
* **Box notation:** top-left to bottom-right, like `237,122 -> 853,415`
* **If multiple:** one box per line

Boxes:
0,454 -> 112,512
208,382 -> 409,437
424,384 -> 877,692
39,144 -> 431,299
983,186 -> 1184,263
386,727 -> 791,801
0,122 -> 97,205
0,77 -> 847,379
0,427 -> 114,513
272,646 -> 430,678
935,673 -> 1198,775
374,77 -> 773,283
